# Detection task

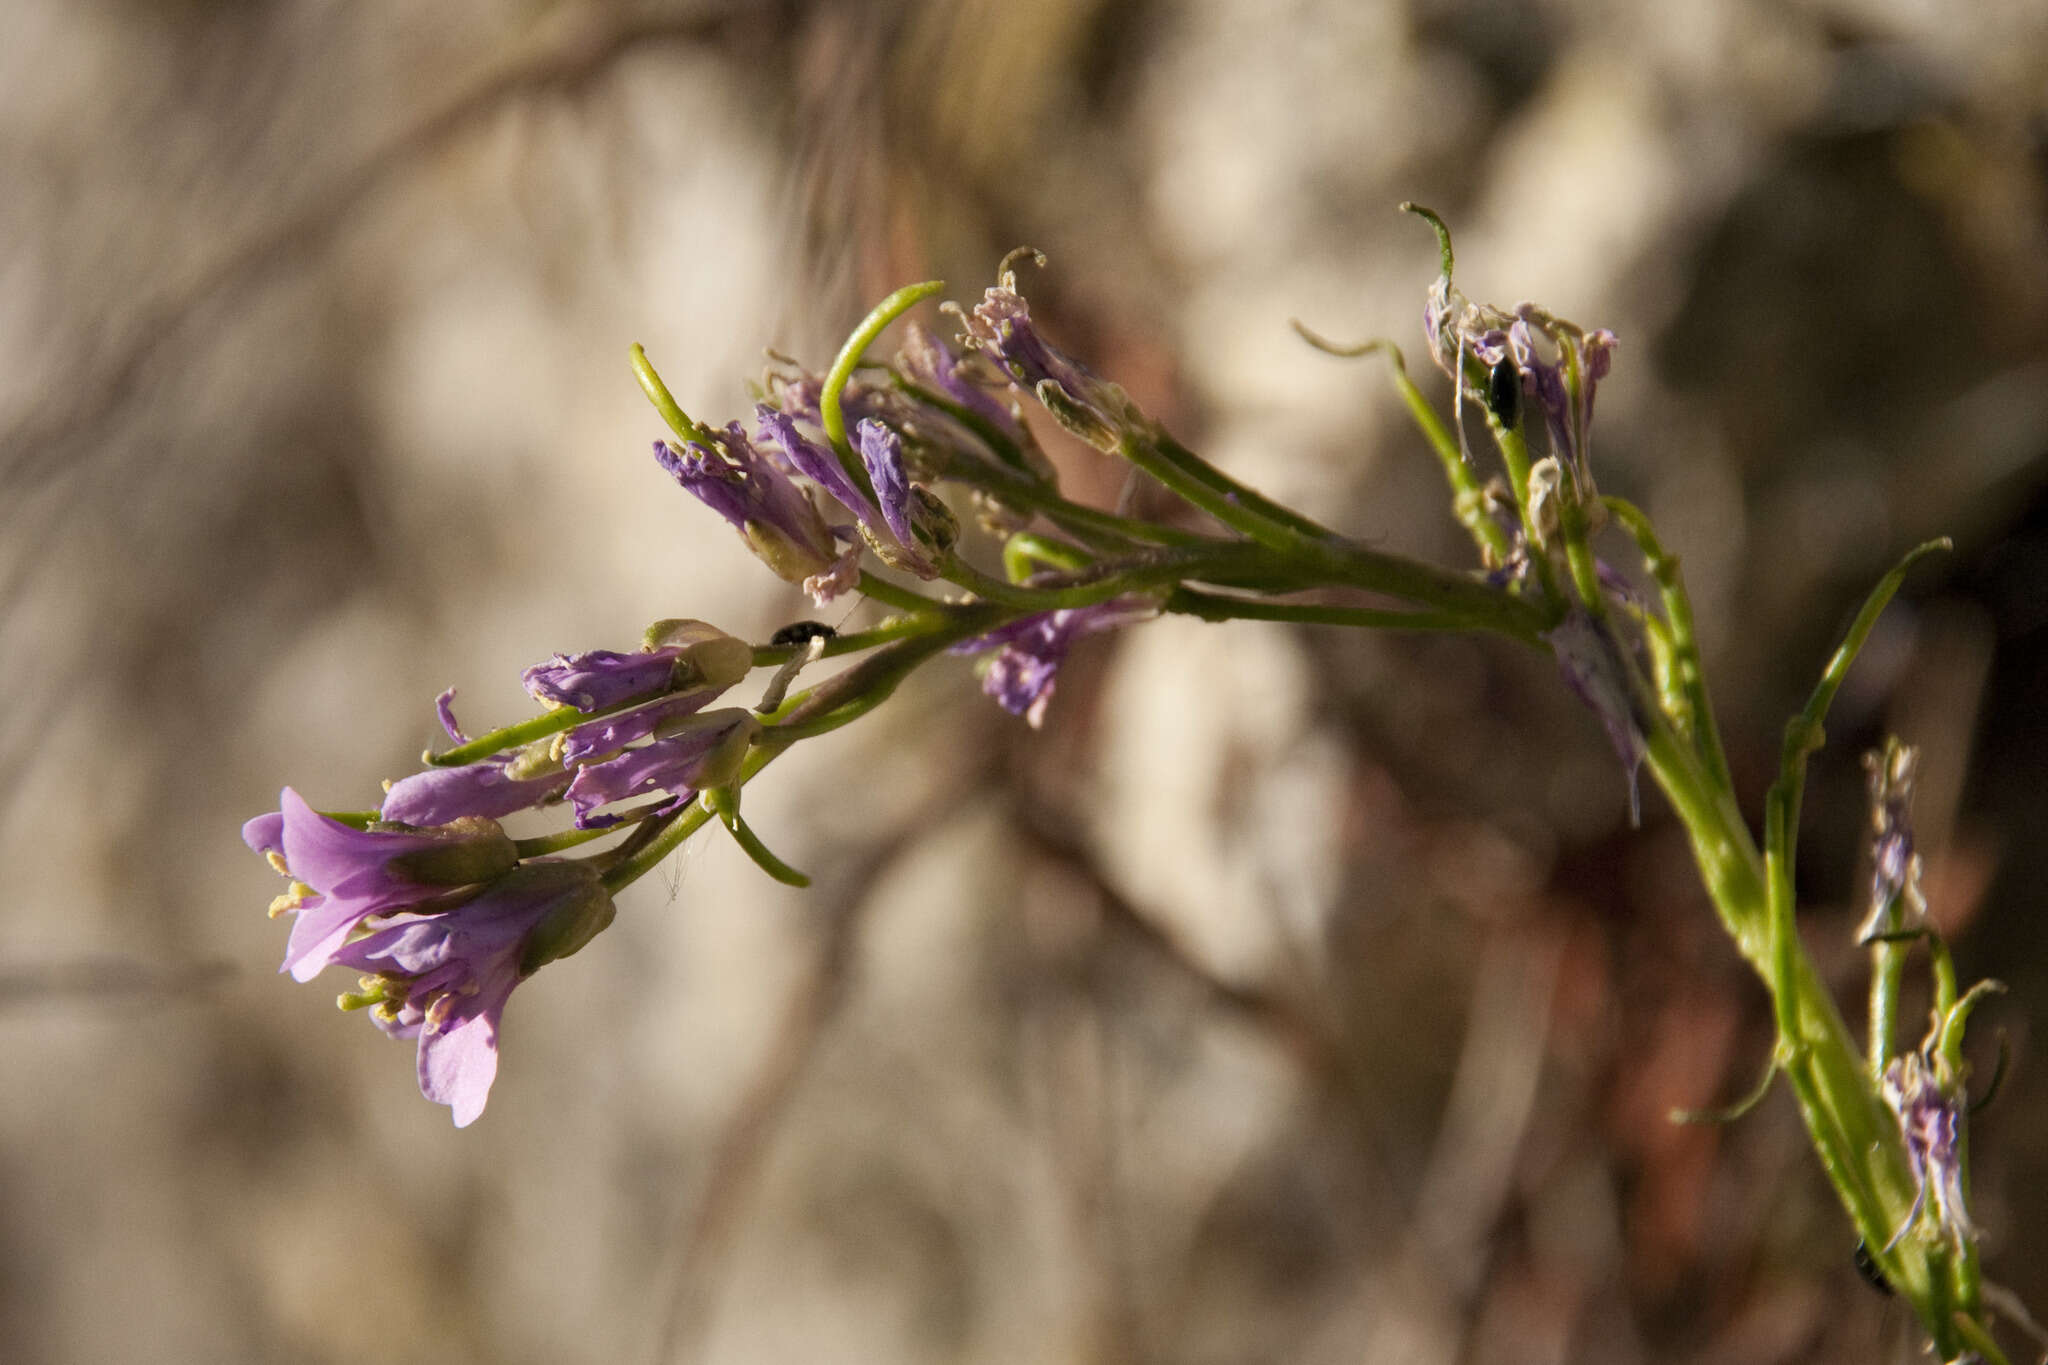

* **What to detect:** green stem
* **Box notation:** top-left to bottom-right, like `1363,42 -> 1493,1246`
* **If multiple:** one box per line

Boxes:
1485,418 -> 1565,603
1003,532 -> 1093,579
1164,588 -> 1480,632
1644,721 -> 1940,1339
820,280 -> 946,499
430,710 -> 583,768
1298,535 -> 1553,642
857,569 -> 946,615
1289,325 -> 1510,568
600,758 -> 757,893
513,811 -> 654,858
1871,929 -> 1910,1075
1641,539 -> 1975,1356
1389,350 -> 1511,565
1082,436 -> 1556,641
749,613 -> 947,668
769,612 -> 1003,742
704,787 -> 811,887
939,445 -> 1219,551
1552,464 -> 1607,617
939,554 -> 1133,610
1952,1312 -> 2013,1365
892,375 -> 1039,478
1766,539 -> 1952,942
939,542 -> 1272,612
1401,201 -> 1457,278
630,343 -> 715,444
1603,497 -> 1733,791
1121,427 -> 1343,549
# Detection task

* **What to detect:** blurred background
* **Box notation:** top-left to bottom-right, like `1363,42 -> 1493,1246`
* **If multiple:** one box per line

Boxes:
3,0 -> 2046,1361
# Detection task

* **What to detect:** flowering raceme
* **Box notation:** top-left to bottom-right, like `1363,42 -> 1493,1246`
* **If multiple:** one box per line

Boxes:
247,625 -> 767,1123
240,220 -> 2020,1365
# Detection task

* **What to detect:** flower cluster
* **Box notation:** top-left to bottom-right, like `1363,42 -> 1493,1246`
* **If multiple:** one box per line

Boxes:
1880,1041 -> 1977,1251
1858,737 -> 1929,943
952,594 -> 1163,728
248,621 -> 767,1124
1408,209 -> 1648,819
655,337 -> 1026,602
249,270 -> 1194,1123
246,793 -> 612,1126
232,218 -> 2025,1364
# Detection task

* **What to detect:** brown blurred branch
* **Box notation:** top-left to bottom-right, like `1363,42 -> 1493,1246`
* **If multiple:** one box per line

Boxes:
0,956 -> 235,1009
0,3 -> 754,495
651,866 -> 876,1364
653,751 -> 996,1364
1010,799 -> 1349,1085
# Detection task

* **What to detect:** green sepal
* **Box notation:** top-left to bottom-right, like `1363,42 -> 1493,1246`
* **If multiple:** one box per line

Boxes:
516,863 -> 618,975
382,816 -> 518,887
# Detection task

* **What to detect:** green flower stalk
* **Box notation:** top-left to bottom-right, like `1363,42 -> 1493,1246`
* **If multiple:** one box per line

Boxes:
239,208 -> 2026,1362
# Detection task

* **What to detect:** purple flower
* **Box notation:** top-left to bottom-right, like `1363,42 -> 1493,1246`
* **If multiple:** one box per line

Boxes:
959,261 -> 1145,452
1545,609 -> 1646,824
1412,215 -> 1616,498
1858,739 -> 1928,943
856,418 -> 921,553
561,688 -> 719,764
954,595 -> 1161,728
381,747 -> 569,826
564,708 -> 761,827
655,423 -> 856,603
550,621 -> 755,762
769,340 -> 1046,490
435,688 -> 468,743
762,367 -> 894,437
755,406 -> 943,578
244,788 -> 517,982
755,406 -> 878,524
1493,309 -> 1616,491
897,320 -> 1030,451
854,418 -> 949,575
523,647 -> 688,712
1880,1048 -> 1976,1248
332,861 -> 615,1127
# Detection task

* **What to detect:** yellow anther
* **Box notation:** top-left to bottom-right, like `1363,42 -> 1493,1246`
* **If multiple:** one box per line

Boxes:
265,851 -> 290,876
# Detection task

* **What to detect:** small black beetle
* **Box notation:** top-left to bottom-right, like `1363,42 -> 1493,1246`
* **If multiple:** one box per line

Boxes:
770,621 -> 838,648
1486,356 -> 1522,431
1852,1239 -> 1893,1297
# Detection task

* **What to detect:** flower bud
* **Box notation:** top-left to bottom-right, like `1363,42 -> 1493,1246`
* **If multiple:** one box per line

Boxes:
668,707 -> 760,791
1545,609 -> 1646,824
564,708 -> 763,827
644,619 -> 756,690
655,427 -> 844,596
379,815 -> 518,887
515,862 -> 618,974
